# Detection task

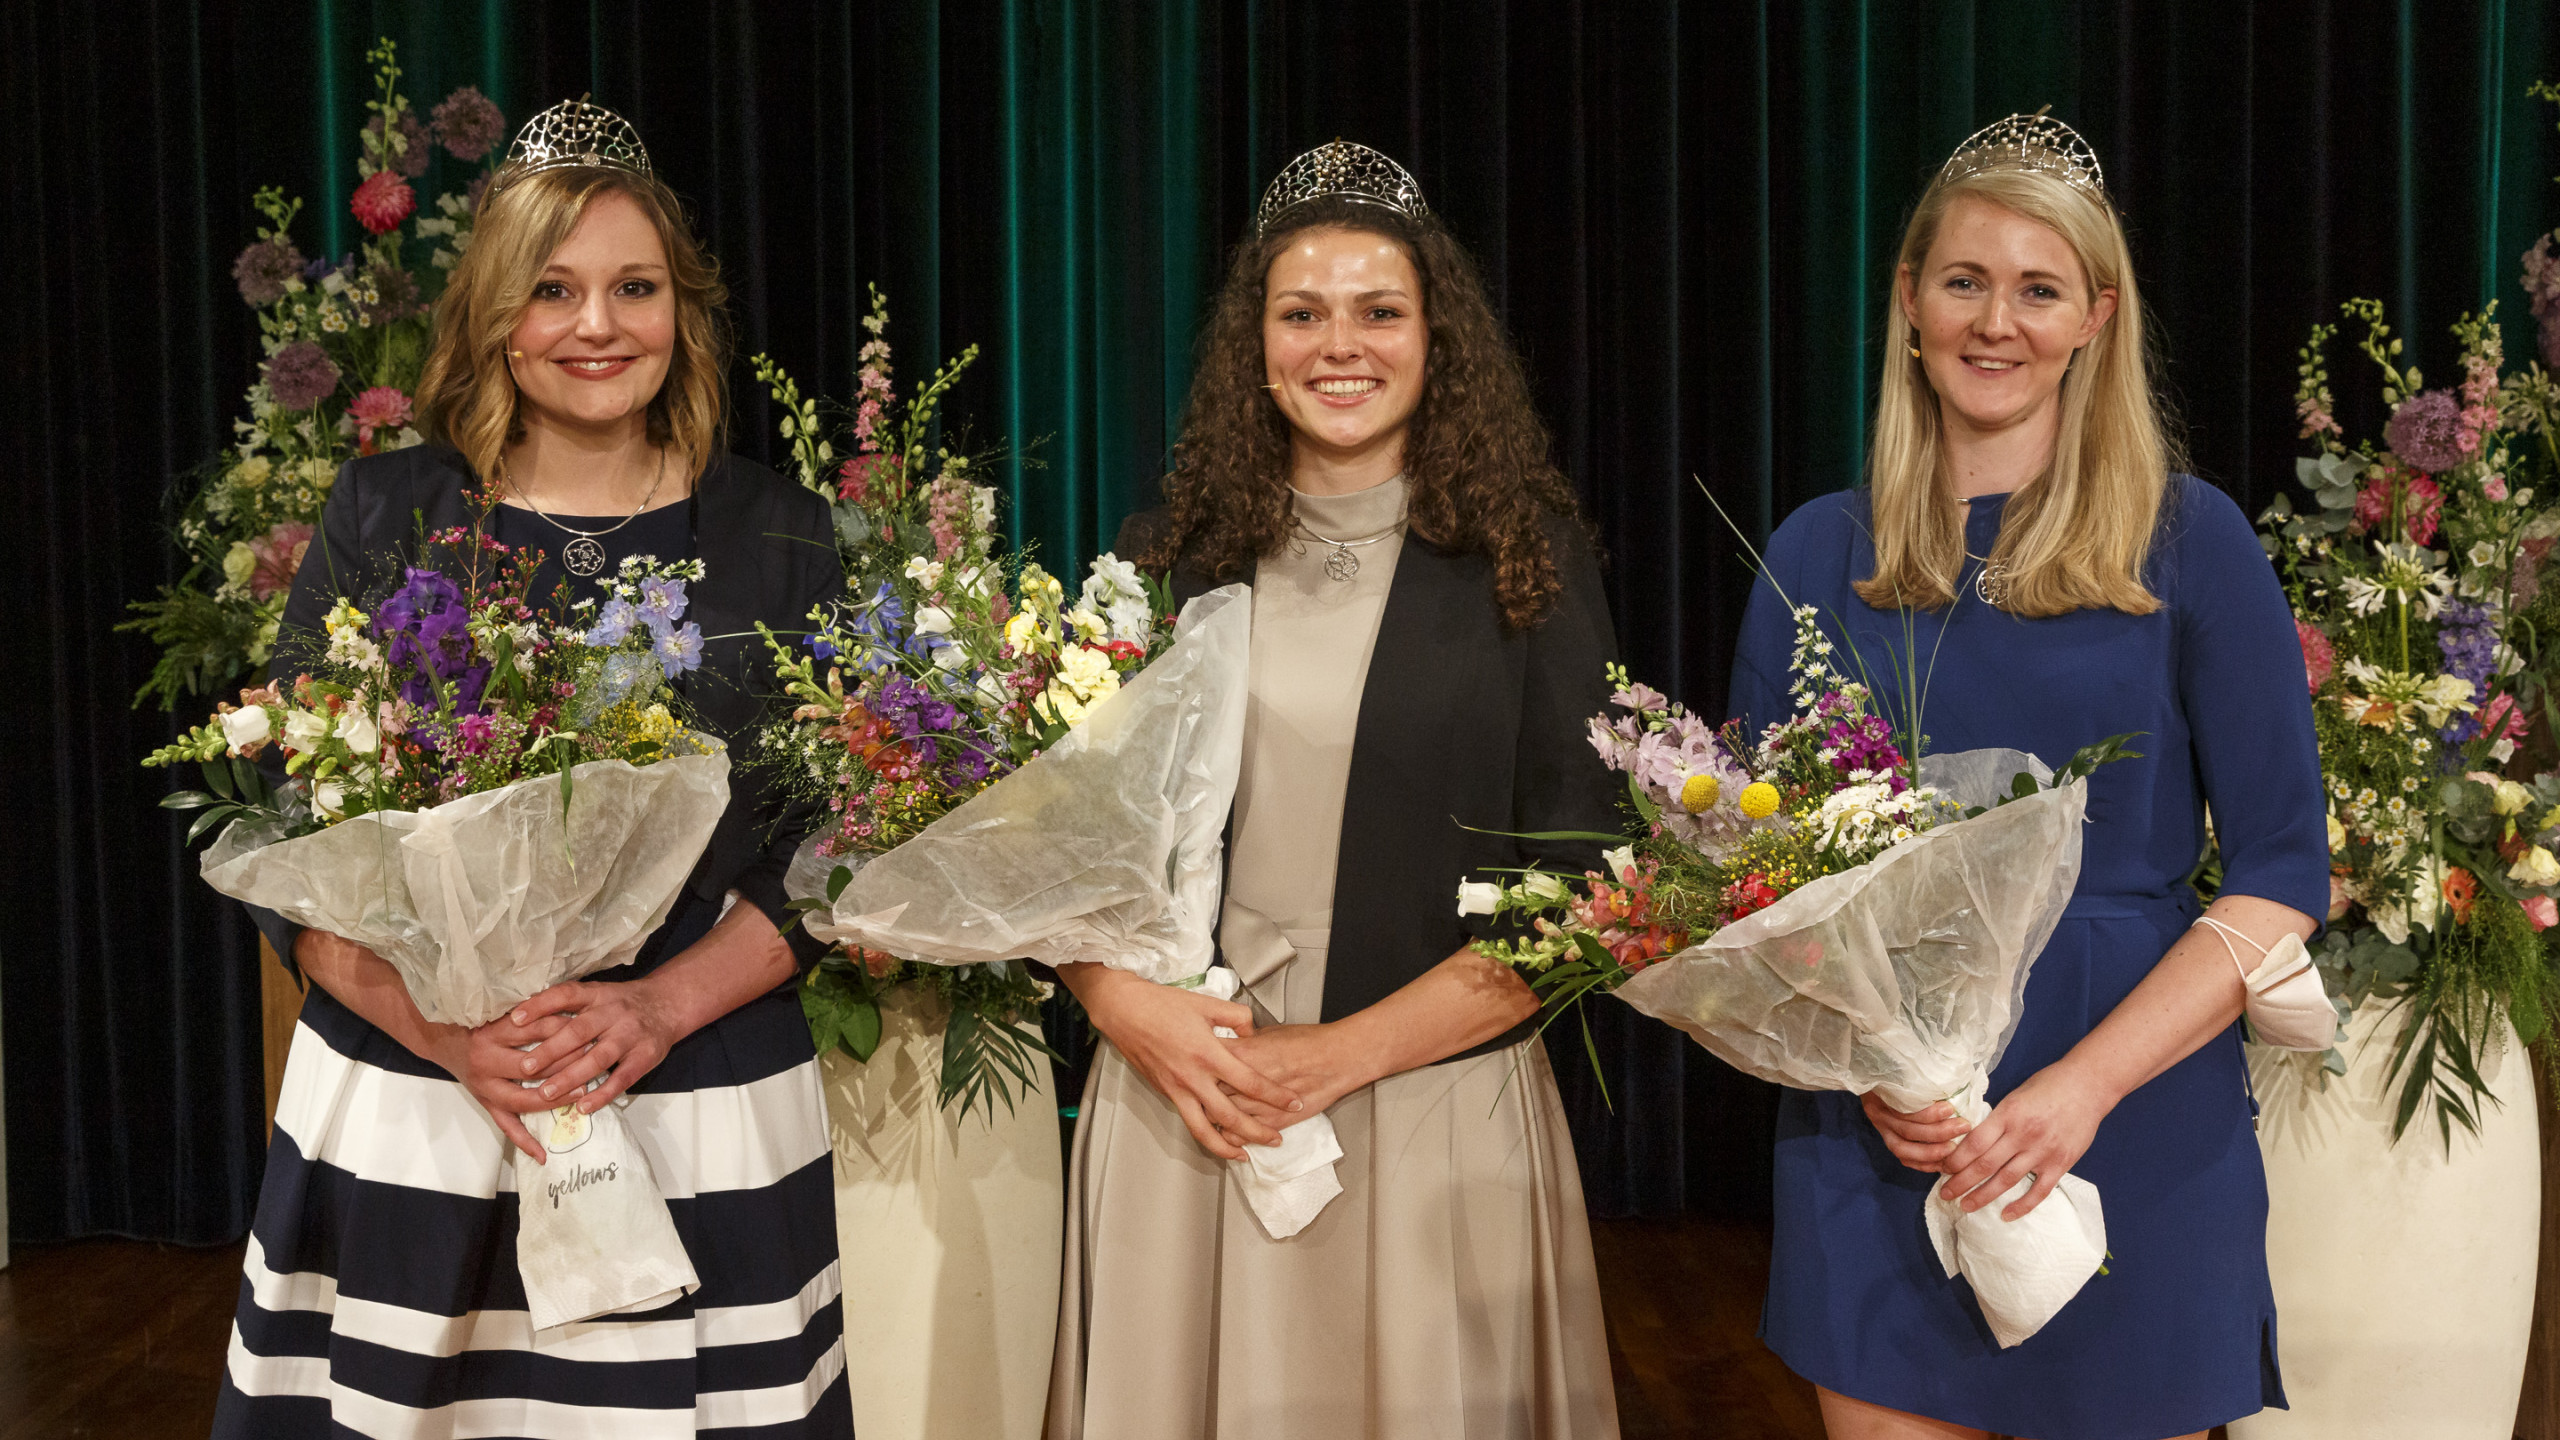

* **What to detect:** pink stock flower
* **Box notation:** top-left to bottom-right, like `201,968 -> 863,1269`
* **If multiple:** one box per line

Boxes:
2296,398 -> 2341,442
247,522 -> 314,601
350,170 -> 416,236
2485,473 -> 2511,502
2526,895 -> 2558,932
2296,618 -> 2336,693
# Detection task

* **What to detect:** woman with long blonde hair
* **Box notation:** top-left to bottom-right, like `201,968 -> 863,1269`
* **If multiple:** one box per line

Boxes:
211,101 -> 851,1438
1728,115 -> 2327,1439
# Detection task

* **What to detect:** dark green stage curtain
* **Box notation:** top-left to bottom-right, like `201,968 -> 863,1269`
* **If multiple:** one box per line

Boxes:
10,0 -> 2560,1242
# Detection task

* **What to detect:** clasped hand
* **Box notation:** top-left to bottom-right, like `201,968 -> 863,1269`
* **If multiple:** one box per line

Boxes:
1861,1061 -> 2114,1222
1060,964 -> 1328,1162
435,977 -> 684,1163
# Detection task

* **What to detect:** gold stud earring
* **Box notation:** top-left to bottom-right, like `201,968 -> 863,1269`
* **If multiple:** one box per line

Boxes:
1908,345 -> 1922,358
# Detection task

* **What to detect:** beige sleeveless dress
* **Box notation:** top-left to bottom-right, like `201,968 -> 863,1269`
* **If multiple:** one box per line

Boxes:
1045,475 -> 1621,1439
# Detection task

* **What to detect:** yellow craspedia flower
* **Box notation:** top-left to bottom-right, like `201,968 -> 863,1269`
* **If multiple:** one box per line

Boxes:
1679,773 -> 1721,814
1738,781 -> 1782,820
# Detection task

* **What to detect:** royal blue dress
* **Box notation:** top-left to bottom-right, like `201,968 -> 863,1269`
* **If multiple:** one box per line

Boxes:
1728,478 -> 2329,1440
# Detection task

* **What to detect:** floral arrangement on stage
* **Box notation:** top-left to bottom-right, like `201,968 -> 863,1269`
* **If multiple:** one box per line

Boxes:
144,482 -> 713,844
752,290 -> 1177,1118
124,38 -> 505,709
2262,286 -> 2560,1143
1458,601 -> 2130,1347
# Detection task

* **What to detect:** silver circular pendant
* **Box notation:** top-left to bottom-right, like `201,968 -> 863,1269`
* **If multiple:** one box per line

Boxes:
1323,545 -> 1360,582
1974,562 -> 2009,608
562,536 -> 608,577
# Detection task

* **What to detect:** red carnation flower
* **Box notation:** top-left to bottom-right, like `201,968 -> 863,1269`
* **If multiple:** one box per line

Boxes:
350,170 -> 416,236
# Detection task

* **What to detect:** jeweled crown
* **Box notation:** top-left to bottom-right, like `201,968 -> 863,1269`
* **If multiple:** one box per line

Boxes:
490,97 -> 653,191
1936,108 -> 2105,200
1255,141 -> 1429,236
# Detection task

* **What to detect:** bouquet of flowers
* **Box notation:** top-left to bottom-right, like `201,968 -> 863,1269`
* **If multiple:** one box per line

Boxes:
2261,279 -> 2560,1144
146,496 -> 729,1330
1463,606 -> 2133,1347
751,290 -> 1204,1119
123,38 -> 506,708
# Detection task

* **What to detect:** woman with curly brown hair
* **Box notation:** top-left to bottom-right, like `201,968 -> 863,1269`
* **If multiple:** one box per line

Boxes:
1043,142 -> 1623,1440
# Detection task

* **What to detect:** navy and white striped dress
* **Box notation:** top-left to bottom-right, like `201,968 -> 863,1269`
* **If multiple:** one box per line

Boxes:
213,484 -> 852,1438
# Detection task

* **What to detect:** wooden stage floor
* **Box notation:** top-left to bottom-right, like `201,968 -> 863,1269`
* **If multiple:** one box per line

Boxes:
0,1217 -> 1824,1438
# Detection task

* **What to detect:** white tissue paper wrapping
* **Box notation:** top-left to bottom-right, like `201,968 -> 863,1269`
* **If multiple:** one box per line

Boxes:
798,584 -> 1250,982
199,751 -> 731,1328
787,586 -> 1336,1237
1612,749 -> 2107,1347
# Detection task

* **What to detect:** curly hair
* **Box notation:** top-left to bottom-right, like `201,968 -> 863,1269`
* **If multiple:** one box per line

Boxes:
1142,197 -> 1584,628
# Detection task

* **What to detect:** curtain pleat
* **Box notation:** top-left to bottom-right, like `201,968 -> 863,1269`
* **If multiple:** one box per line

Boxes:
12,0 -> 2560,1240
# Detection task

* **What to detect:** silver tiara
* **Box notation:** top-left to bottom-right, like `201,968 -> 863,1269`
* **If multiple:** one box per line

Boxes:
491,98 -> 652,190
1936,109 -> 2105,199
1255,141 -> 1429,236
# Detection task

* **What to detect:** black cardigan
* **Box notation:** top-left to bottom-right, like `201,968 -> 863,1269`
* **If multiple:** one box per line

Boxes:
249,443 -> 841,971
1127,509 -> 1624,1063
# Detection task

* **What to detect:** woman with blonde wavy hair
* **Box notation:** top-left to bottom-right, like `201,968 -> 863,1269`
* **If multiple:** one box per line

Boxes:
1728,115 -> 2327,1440
212,101 -> 851,1439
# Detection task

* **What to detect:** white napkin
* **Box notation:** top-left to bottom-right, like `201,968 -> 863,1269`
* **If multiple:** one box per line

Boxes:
1195,967 -> 1342,1238
513,1090 -> 699,1330
1917,1083 -> 2108,1348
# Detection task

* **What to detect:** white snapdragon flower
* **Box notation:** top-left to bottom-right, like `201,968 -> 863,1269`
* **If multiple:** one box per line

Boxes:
282,708 -> 331,753
338,706 -> 380,756
905,556 -> 946,588
220,706 -> 273,751
1602,845 -> 1637,883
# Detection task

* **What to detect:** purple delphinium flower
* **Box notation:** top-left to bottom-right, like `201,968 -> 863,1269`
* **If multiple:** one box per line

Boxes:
376,567 -> 487,711
638,575 -> 688,625
850,582 -> 929,672
232,237 -> 305,306
804,631 -> 839,663
430,87 -> 506,162
2386,389 -> 2469,474
265,340 -> 342,411
585,597 -> 638,646
651,621 -> 704,679
2437,599 -> 2500,745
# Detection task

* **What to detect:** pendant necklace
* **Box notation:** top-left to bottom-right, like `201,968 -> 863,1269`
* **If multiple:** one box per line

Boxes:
502,446 -> 668,577
1966,551 -> 2011,607
1293,515 -> 1403,582
1957,492 -> 2009,607
1291,474 -> 1409,582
